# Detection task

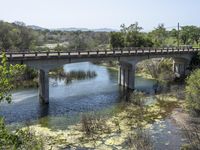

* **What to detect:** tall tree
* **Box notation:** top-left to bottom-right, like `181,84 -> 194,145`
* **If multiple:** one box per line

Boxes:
186,69 -> 200,115
0,52 -> 24,102
180,26 -> 192,45
110,32 -> 124,48
190,26 -> 200,45
149,24 -> 167,47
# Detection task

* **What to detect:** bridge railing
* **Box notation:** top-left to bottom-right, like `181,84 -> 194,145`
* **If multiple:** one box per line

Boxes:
0,47 -> 199,59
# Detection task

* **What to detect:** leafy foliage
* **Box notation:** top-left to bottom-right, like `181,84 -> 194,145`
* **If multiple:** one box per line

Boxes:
145,58 -> 175,83
1,20 -> 200,51
148,24 -> 167,46
0,118 -> 43,149
110,22 -> 153,48
0,52 -> 43,149
185,69 -> 200,115
110,32 -> 124,48
0,52 -> 25,103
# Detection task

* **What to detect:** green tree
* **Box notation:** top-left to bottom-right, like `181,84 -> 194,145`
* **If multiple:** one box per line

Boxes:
190,26 -> 200,45
0,21 -> 14,50
185,69 -> 200,115
110,22 -> 153,48
0,52 -> 43,149
121,22 -> 144,47
149,24 -> 167,46
110,32 -> 124,48
0,52 -> 25,103
180,26 -> 193,45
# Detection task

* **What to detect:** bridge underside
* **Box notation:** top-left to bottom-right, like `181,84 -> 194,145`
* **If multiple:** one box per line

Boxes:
37,58 -> 190,104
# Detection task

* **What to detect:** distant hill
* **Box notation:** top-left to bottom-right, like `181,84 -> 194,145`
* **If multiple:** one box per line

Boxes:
52,27 -> 118,32
26,25 -> 118,32
27,25 -> 47,31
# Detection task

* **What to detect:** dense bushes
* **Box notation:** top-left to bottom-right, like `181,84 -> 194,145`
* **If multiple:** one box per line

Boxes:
0,52 -> 43,149
0,118 -> 43,149
185,69 -> 200,115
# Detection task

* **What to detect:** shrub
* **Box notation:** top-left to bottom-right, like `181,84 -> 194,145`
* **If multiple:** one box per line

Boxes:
125,129 -> 153,150
185,69 -> 200,116
0,118 -> 43,150
80,113 -> 110,137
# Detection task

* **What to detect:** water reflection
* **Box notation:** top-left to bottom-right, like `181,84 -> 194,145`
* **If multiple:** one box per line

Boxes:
0,62 -> 157,128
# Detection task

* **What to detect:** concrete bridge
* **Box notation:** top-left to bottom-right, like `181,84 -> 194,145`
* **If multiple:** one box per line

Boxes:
0,47 -> 198,104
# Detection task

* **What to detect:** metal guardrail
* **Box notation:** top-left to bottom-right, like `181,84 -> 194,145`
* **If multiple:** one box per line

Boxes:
0,47 -> 199,59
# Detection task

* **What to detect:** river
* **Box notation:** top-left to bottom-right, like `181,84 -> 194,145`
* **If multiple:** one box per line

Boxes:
0,62 -> 186,149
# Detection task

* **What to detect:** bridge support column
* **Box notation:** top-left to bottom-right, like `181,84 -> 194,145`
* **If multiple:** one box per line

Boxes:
118,62 -> 135,90
173,59 -> 188,77
39,69 -> 49,104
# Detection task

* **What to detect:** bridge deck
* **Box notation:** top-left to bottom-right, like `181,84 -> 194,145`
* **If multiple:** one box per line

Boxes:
0,48 -> 198,60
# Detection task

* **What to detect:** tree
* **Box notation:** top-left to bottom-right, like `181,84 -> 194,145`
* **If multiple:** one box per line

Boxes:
0,21 -> 14,50
0,51 -> 43,149
145,58 -> 175,84
0,52 -> 25,103
121,22 -> 144,47
149,24 -> 167,47
185,69 -> 200,115
180,26 -> 193,45
110,32 -> 124,48
110,22 -> 153,48
190,26 -> 200,45
0,21 -> 38,51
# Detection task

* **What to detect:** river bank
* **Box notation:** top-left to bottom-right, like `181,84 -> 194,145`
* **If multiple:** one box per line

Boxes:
24,93 -> 189,150
2,62 -> 194,149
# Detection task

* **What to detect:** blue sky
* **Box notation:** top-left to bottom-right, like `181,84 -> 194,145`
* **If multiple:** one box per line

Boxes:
0,0 -> 199,31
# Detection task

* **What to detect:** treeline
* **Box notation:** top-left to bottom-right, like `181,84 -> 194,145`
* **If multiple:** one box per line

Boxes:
110,22 -> 200,48
0,21 -> 200,52
0,21 -> 110,51
0,21 -> 39,50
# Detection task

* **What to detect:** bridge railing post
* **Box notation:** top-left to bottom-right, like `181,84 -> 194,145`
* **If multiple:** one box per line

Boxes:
183,47 -> 185,52
9,53 -> 12,59
160,48 -> 162,53
142,48 -> 144,54
113,50 -> 115,55
171,47 -> 173,53
35,52 -> 38,56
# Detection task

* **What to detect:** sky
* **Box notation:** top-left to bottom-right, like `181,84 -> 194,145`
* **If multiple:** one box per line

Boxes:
0,0 -> 199,31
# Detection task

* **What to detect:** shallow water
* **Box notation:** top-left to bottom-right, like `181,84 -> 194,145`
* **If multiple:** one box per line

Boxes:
0,62 -> 156,127
0,62 -> 185,149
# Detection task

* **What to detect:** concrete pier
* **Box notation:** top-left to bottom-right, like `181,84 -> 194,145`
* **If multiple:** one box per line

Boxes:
172,58 -> 189,77
39,69 -> 49,104
118,62 -> 136,90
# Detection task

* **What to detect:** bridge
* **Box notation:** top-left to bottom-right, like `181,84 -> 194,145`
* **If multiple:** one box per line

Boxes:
0,47 -> 198,104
